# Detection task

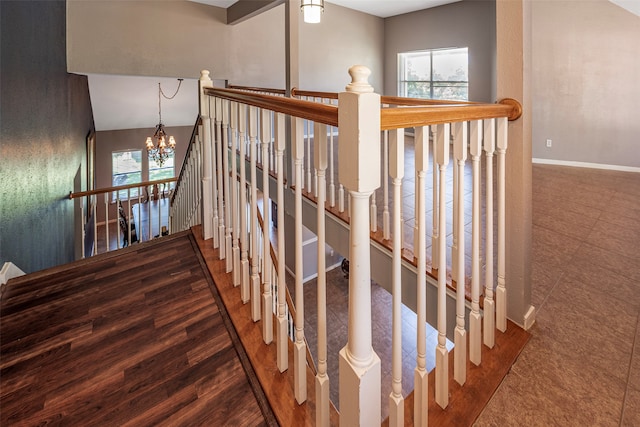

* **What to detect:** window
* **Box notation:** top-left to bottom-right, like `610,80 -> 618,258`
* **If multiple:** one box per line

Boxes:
398,47 -> 468,101
149,153 -> 175,182
112,150 -> 142,201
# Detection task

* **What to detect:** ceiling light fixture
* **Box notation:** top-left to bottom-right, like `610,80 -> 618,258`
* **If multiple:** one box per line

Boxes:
301,0 -> 324,23
145,79 -> 183,167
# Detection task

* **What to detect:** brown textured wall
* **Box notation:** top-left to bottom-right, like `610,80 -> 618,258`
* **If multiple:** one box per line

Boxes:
0,0 -> 95,273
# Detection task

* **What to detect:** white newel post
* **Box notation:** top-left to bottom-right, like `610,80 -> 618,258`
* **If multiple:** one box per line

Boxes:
315,121 -> 330,427
199,70 -> 214,240
389,127 -> 405,427
261,108 -> 273,344
469,120 -> 483,366
413,126 -> 428,427
293,116 -> 307,404
453,121 -> 468,386
275,112 -> 288,373
338,65 -> 381,427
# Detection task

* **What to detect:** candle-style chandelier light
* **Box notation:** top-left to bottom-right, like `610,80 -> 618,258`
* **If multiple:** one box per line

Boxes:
145,79 -> 183,167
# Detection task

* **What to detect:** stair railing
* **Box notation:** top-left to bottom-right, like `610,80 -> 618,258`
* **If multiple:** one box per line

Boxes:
70,177 -> 177,256
200,66 -> 521,426
170,117 -> 203,234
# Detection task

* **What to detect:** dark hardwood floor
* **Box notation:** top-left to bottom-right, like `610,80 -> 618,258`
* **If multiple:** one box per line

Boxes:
0,231 -> 275,426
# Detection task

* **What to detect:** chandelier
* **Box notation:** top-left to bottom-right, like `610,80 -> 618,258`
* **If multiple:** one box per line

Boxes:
145,79 -> 183,167
301,0 -> 324,23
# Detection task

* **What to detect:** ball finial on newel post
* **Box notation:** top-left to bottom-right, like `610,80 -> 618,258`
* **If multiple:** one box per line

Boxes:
346,65 -> 374,93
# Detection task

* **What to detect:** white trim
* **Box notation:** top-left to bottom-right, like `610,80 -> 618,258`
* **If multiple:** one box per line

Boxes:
532,158 -> 640,173
523,305 -> 536,330
1,262 -> 26,295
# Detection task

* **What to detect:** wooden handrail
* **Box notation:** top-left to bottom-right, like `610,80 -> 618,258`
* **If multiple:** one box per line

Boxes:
290,88 -> 338,100
381,95 -> 480,106
228,84 -> 287,96
206,87 -> 522,131
204,87 -> 338,127
69,177 -> 177,199
381,99 -> 522,130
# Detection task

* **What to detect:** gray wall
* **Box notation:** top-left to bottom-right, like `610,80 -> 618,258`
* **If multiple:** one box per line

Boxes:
95,126 -> 192,191
67,0 -> 285,87
1,0 -> 95,273
300,2 -> 384,92
384,0 -> 496,101
531,0 -> 640,168
67,1 -> 384,92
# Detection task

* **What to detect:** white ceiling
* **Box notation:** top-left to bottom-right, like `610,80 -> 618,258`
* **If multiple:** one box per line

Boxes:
191,0 -> 460,18
89,1 -> 461,132
89,75 -> 199,132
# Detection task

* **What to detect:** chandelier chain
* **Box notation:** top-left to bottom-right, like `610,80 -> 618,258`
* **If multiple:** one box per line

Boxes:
157,79 -> 183,124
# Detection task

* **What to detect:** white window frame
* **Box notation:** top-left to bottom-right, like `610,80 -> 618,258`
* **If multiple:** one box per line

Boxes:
398,47 -> 469,101
111,149 -> 142,201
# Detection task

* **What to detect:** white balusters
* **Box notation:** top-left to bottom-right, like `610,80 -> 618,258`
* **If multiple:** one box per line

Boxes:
413,125 -> 428,427
496,117 -> 508,332
338,65 -> 381,427
92,196 -> 97,256
431,128 -> 439,268
215,97 -> 225,258
189,72 -> 520,425
483,118 -> 496,348
293,116 -> 307,404
314,121 -> 330,427
453,121 -> 468,386
222,100 -> 232,271
275,112 -> 288,373
230,102 -> 241,287
329,125 -> 336,207
239,104 -> 250,303
435,122 -> 450,409
383,130 -> 390,241
389,127 -> 405,427
306,120 -> 312,192
210,97 -> 220,250
469,120 -> 483,366
249,106 -> 261,322
261,108 -> 273,344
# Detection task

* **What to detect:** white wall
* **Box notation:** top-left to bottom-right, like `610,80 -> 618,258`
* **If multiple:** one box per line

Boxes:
532,0 -> 640,168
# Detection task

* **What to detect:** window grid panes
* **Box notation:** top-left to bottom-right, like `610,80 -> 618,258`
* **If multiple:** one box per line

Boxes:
398,47 -> 469,101
112,150 -> 142,201
149,153 -> 175,182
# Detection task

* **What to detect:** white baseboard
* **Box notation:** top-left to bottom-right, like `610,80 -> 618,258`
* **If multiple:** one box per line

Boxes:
532,158 -> 640,173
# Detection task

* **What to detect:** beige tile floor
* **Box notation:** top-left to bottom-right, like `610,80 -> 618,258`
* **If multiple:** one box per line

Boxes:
294,164 -> 640,425
475,164 -> 640,426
